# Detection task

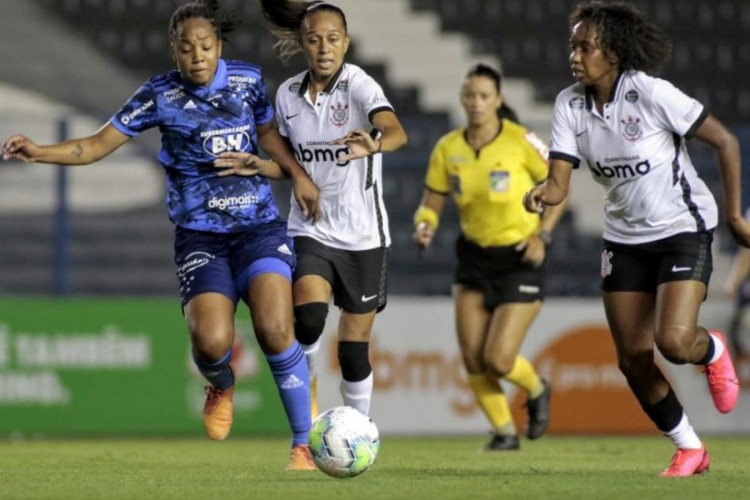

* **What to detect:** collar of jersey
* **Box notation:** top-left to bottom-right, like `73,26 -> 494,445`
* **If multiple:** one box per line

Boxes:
180,58 -> 228,95
298,63 -> 347,97
584,70 -> 624,110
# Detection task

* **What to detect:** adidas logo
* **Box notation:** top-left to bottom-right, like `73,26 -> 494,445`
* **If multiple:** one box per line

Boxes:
277,244 -> 292,255
183,99 -> 197,110
280,374 -> 304,390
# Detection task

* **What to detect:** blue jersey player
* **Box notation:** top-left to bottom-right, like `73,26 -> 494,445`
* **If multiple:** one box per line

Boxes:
1,0 -> 320,471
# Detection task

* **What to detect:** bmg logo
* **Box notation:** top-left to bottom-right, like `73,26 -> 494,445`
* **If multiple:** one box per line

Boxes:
294,143 -> 351,167
203,131 -> 251,156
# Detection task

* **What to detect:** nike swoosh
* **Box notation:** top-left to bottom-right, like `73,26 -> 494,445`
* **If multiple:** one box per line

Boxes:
285,113 -> 301,120
576,130 -> 587,137
361,294 -> 377,302
671,265 -> 692,272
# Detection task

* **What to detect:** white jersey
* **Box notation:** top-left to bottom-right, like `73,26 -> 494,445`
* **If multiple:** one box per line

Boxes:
549,70 -> 718,244
276,64 -> 394,251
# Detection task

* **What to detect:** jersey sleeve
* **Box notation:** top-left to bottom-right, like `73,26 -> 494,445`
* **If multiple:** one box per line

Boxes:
251,73 -> 275,127
522,130 -> 549,183
424,138 -> 451,194
109,81 -> 159,137
651,78 -> 707,138
275,89 -> 289,138
351,73 -> 394,123
548,91 -> 582,168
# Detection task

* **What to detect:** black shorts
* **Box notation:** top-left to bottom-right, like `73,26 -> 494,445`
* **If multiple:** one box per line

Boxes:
455,235 -> 545,310
600,231 -> 713,293
293,236 -> 388,314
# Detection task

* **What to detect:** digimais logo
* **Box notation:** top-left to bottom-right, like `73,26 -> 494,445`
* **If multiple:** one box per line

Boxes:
294,143 -> 350,167
208,194 -> 259,210
589,159 -> 651,179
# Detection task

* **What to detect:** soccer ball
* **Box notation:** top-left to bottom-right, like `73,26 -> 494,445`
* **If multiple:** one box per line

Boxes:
308,406 -> 380,478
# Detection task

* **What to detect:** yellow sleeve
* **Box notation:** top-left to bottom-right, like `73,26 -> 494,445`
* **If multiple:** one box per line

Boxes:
522,130 -> 549,183
424,138 -> 451,194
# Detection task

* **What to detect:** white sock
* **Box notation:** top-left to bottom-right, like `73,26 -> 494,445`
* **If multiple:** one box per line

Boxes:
300,338 -> 321,379
708,332 -> 725,364
665,413 -> 702,449
340,372 -> 373,415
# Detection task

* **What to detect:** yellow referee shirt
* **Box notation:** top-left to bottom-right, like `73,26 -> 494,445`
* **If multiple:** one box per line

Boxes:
425,120 -> 549,247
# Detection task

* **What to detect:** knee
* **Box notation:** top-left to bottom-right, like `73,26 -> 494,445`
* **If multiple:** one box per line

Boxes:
338,341 -> 371,381
656,326 -> 694,364
483,352 -> 515,378
294,303 -> 329,345
188,319 -> 233,361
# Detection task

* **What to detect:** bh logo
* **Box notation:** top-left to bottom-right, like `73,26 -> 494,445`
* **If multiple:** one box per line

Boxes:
203,131 -> 251,156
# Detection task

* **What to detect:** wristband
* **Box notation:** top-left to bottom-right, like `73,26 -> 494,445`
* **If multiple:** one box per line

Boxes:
413,205 -> 439,231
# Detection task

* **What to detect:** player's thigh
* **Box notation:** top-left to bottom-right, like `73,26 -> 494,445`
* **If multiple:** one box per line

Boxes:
453,284 -> 492,370
338,310 -> 377,342
654,280 -> 706,351
293,236 -> 335,304
485,301 -> 543,363
603,291 -> 656,359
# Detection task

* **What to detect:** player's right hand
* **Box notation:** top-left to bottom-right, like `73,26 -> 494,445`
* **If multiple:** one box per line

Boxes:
2,135 -> 40,162
413,222 -> 434,249
523,186 -> 546,214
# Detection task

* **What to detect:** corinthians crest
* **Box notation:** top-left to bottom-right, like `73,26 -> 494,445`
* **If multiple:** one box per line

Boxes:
330,102 -> 349,127
621,116 -> 642,142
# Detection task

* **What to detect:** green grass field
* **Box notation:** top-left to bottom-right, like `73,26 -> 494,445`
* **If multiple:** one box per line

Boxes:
0,436 -> 748,499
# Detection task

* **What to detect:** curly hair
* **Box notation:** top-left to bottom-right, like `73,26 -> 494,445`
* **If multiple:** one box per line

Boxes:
570,1 -> 672,75
168,0 -> 239,44
259,0 -> 347,62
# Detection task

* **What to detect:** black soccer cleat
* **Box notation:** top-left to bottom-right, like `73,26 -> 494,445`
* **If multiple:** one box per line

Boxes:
526,378 -> 551,440
484,433 -> 520,451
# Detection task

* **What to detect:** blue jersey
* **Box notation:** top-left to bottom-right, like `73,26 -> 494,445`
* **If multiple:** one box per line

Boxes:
110,59 -> 282,233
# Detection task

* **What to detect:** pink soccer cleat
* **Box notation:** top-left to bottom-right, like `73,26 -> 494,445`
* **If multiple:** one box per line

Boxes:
660,445 -> 710,477
704,331 -> 740,413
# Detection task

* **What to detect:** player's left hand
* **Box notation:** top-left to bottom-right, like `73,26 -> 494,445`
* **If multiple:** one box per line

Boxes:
213,152 -> 263,176
516,236 -> 546,268
331,130 -> 380,162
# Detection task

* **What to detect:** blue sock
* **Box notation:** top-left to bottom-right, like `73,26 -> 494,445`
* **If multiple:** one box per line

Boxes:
266,341 -> 311,447
192,349 -> 235,390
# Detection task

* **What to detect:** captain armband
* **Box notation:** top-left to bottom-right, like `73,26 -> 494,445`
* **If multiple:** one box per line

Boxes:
413,205 -> 440,231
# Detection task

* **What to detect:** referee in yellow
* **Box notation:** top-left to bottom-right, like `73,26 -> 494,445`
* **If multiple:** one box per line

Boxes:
413,64 -> 567,450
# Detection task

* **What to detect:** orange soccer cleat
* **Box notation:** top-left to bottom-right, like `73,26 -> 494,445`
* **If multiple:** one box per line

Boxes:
287,444 -> 316,471
203,384 -> 234,441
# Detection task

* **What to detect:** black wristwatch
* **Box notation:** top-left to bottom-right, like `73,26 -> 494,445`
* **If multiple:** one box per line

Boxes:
537,229 -> 552,245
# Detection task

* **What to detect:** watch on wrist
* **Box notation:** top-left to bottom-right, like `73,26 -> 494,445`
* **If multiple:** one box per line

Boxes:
537,229 -> 552,245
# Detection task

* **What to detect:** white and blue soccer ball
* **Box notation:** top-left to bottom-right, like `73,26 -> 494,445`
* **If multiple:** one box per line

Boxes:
309,406 -> 380,478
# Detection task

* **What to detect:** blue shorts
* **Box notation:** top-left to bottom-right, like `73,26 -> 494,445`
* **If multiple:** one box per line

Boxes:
173,221 -> 296,307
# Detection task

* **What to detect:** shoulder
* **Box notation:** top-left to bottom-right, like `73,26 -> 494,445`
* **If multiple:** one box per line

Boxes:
344,64 -> 380,89
278,70 -> 309,96
434,128 -> 464,151
554,82 -> 586,110
223,59 -> 266,86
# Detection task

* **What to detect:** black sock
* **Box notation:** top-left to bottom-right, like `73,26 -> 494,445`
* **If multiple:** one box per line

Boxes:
697,333 -> 715,365
640,389 -> 683,432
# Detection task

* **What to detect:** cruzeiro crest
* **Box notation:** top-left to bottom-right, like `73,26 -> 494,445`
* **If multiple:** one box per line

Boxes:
330,102 -> 349,127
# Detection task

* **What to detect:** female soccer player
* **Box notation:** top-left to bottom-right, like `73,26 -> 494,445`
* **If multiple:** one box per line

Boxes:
412,64 -> 566,450
257,0 -> 407,419
1,0 -> 320,470
524,1 -> 745,476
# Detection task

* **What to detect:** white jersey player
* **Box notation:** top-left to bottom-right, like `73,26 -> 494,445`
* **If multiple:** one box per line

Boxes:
524,1 -> 748,478
277,63 -> 393,251
258,0 -> 408,420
